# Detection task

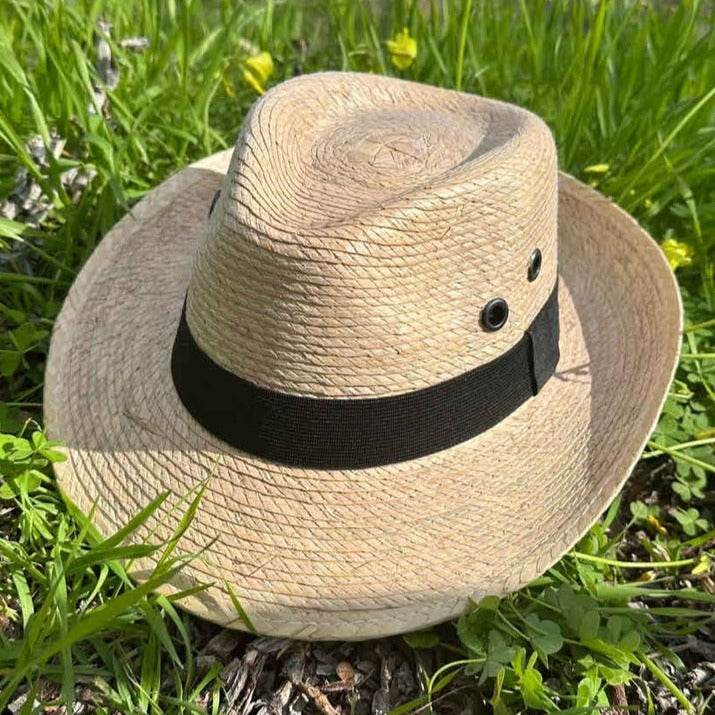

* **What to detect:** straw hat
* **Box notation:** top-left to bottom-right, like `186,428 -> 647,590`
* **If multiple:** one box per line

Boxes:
45,72 -> 682,640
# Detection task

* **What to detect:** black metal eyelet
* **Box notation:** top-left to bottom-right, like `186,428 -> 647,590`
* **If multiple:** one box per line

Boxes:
528,248 -> 542,282
481,297 -> 509,332
208,190 -> 221,218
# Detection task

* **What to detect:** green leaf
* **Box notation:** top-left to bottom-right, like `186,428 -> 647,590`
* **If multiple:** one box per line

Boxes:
403,629 -> 440,649
477,595 -> 501,611
38,447 -> 67,463
224,580 -> 257,635
0,218 -> 27,242
605,615 -> 627,643
672,481 -> 692,501
0,469 -> 44,499
139,601 -> 183,669
11,322 -> 38,352
489,665 -> 506,706
578,610 -> 601,642
67,544 -> 160,575
673,507 -> 707,536
600,665 -> 633,686
0,434 -> 33,462
583,637 -> 635,670
0,34 -> 27,85
488,630 -> 517,664
11,571 -> 34,628
492,700 -> 511,715
629,500 -> 649,520
155,480 -> 207,572
524,614 -> 563,655
30,431 -> 46,450
457,612 -> 490,656
0,352 -> 21,378
511,648 -> 554,712
483,657 -> 505,679
576,668 -> 602,708
619,629 -> 641,653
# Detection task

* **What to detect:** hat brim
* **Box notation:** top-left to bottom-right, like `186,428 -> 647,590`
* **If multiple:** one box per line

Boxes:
44,150 -> 681,640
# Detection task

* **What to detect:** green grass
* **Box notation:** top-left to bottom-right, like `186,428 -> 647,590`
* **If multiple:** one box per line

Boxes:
1,0 -> 714,713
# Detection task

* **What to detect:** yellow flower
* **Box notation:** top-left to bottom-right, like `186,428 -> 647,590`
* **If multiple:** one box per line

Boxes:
661,238 -> 694,272
243,51 -> 274,95
584,163 -> 610,174
695,426 -> 715,440
386,27 -> 417,70
646,514 -> 668,536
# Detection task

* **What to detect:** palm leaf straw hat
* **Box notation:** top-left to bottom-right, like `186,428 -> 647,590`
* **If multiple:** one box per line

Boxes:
45,72 -> 682,640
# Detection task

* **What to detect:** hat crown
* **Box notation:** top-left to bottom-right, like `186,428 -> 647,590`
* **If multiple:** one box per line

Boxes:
186,72 -> 558,397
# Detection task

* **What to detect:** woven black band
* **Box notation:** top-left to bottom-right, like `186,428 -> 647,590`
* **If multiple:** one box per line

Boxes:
171,283 -> 560,469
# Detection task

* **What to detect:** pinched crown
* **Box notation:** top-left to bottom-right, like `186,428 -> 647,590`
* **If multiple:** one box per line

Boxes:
186,72 -> 558,397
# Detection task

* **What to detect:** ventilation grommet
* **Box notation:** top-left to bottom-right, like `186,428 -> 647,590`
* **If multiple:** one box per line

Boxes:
482,298 -> 509,332
528,248 -> 542,282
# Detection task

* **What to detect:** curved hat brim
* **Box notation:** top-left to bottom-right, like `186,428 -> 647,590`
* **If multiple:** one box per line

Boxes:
44,150 -> 681,640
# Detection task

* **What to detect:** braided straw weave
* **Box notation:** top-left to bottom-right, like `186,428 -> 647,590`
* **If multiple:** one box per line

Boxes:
45,72 -> 682,640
